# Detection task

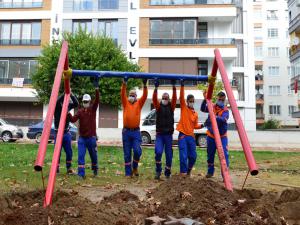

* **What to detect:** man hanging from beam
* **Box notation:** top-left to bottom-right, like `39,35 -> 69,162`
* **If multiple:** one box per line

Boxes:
121,78 -> 148,177
176,80 -> 203,176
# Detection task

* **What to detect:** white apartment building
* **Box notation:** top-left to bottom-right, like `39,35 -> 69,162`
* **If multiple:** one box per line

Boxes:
253,0 -> 298,127
0,0 -> 256,131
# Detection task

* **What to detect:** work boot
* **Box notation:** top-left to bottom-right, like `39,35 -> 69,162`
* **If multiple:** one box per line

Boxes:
132,168 -> 139,177
154,172 -> 161,180
206,173 -> 213,178
187,169 -> 192,176
93,169 -> 98,177
165,175 -> 171,179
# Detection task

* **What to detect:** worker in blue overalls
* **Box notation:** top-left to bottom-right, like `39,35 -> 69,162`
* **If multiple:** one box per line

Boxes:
54,92 -> 79,174
200,90 -> 229,178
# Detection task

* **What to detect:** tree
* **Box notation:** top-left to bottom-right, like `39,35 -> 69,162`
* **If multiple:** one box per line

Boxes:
198,80 -> 224,103
31,30 -> 141,107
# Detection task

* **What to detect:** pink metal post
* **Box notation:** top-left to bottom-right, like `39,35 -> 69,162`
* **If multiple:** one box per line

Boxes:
206,99 -> 233,191
214,49 -> 258,175
44,93 -> 70,207
34,41 -> 69,171
206,57 -> 218,100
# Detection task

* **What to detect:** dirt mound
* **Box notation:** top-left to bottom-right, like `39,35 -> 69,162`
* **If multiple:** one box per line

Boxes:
0,190 -> 148,225
0,177 -> 299,225
148,176 -> 300,225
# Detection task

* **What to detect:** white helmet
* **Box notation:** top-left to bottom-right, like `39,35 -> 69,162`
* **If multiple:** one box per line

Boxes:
82,94 -> 91,102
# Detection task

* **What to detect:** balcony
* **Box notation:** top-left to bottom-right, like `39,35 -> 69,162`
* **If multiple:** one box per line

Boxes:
289,14 -> 300,33
149,38 -> 235,46
256,93 -> 264,104
289,44 -> 300,62
255,74 -> 263,85
0,39 -> 41,46
0,1 -> 43,8
149,0 -> 236,5
0,78 -> 32,85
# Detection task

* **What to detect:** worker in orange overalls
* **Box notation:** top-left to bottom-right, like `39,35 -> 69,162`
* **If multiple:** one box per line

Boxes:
121,78 -> 148,177
176,80 -> 203,175
200,90 -> 229,178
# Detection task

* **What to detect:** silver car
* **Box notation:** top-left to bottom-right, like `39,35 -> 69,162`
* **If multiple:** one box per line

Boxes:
0,118 -> 24,142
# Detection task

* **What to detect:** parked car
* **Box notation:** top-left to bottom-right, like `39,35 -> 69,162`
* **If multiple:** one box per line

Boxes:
140,109 -> 208,147
27,121 -> 77,143
0,118 -> 24,142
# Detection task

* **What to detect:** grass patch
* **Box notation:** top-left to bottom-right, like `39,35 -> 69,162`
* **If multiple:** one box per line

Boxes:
0,143 -> 300,192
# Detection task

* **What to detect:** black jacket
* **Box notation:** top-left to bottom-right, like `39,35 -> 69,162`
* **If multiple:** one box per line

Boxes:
54,94 -> 79,130
156,103 -> 174,134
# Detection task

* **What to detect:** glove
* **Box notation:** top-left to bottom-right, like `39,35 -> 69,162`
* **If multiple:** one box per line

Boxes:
171,80 -> 176,86
143,79 -> 147,87
123,76 -> 129,83
154,79 -> 159,88
91,77 -> 99,88
180,79 -> 184,87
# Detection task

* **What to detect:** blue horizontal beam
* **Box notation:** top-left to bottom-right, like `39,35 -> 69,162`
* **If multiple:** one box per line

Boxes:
72,70 -> 208,82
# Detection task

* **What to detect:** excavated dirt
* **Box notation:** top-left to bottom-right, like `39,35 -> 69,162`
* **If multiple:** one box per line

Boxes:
0,176 -> 300,225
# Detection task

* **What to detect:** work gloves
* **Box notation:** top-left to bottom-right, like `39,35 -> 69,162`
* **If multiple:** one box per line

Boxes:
143,79 -> 147,87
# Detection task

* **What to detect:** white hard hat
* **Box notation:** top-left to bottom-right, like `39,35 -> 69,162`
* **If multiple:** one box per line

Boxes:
82,94 -> 91,101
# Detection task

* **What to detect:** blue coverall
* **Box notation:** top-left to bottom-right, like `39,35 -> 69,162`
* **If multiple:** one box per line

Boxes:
54,94 -> 78,172
200,100 -> 229,176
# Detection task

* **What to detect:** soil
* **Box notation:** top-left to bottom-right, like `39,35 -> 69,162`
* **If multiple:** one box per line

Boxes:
0,176 -> 300,225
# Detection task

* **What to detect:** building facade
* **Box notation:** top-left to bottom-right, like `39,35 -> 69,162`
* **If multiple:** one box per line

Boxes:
288,0 -> 300,118
0,0 -> 53,126
254,0 -> 298,127
0,0 -> 256,131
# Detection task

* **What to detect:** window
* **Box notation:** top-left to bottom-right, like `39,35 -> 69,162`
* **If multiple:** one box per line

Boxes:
288,105 -> 297,115
0,59 -> 38,84
0,0 -> 42,8
268,28 -> 278,38
72,20 -> 92,33
287,66 -> 292,77
99,0 -> 118,9
269,105 -> 281,115
268,66 -> 279,76
0,21 -> 41,45
231,7 -> 243,34
254,46 -> 263,57
233,72 -> 245,101
287,47 -> 290,57
268,47 -> 279,57
73,0 -> 93,11
233,39 -> 244,67
254,27 -> 262,40
198,22 -> 207,38
98,20 -> 118,44
268,85 -> 280,95
253,8 -> 262,19
288,85 -> 292,95
150,19 -> 196,39
198,60 -> 208,75
267,10 -> 278,20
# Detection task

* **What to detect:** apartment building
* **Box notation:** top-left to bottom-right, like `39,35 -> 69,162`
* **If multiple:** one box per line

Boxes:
0,0 -> 257,131
0,0 -> 52,125
288,0 -> 300,118
253,0 -> 298,127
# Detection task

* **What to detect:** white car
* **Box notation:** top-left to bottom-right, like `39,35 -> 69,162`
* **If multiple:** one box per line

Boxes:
140,109 -> 207,147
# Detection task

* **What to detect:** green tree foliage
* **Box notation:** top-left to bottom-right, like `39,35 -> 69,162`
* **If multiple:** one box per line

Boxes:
31,30 -> 141,107
197,80 -> 224,103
